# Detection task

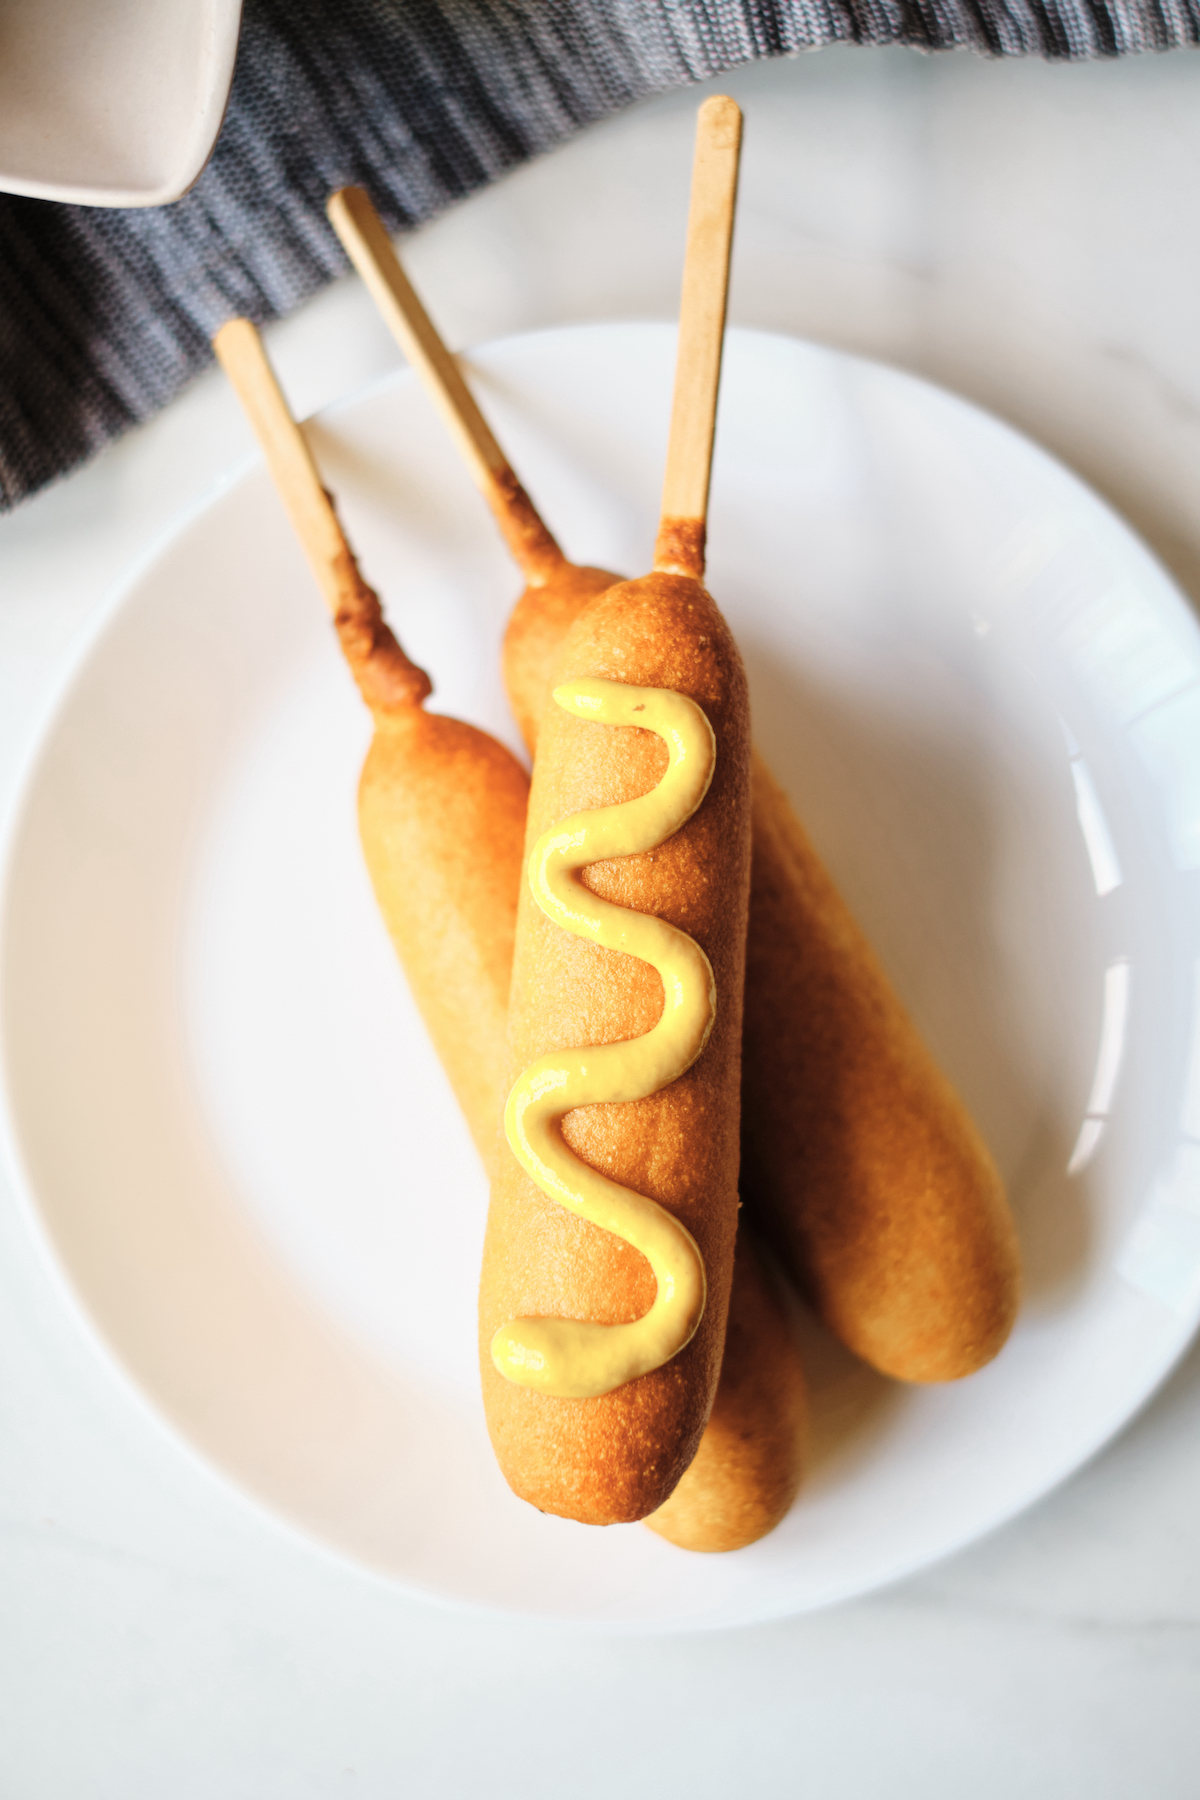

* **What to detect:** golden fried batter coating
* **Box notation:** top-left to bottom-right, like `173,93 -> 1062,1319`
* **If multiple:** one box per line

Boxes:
645,1230 -> 805,1552
480,573 -> 752,1523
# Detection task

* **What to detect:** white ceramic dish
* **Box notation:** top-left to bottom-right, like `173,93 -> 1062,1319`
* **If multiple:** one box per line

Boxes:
0,0 -> 241,207
3,323 -> 1200,1630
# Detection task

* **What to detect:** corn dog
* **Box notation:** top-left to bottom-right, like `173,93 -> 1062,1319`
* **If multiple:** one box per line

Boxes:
478,100 -> 756,1524
479,572 -> 752,1522
330,128 -> 1020,1385
216,315 -> 803,1547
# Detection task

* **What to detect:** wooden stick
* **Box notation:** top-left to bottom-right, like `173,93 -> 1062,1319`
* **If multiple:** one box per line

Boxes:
653,95 -> 743,581
327,185 -> 564,583
212,318 -> 357,619
212,317 -> 430,710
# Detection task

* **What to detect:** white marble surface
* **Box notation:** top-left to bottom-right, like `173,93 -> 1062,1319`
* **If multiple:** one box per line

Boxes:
4,44 -> 1200,1795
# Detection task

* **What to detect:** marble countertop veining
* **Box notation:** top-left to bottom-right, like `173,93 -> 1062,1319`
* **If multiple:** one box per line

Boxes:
3,44 -> 1200,1797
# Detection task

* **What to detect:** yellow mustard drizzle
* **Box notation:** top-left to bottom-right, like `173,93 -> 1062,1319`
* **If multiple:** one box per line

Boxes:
493,677 -> 718,1400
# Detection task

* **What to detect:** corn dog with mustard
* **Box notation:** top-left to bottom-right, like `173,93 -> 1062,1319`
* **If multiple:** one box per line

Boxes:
478,98 -> 753,1524
215,314 -> 804,1548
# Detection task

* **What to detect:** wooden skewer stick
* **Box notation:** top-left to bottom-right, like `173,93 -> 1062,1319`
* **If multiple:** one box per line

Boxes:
653,94 -> 743,582
213,318 -> 353,618
326,185 -> 564,585
212,317 -> 430,711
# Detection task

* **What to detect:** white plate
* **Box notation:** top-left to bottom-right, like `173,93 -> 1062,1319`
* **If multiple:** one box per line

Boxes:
3,323 -> 1200,1630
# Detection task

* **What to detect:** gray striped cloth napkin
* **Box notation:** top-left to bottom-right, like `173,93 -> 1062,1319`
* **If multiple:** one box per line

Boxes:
1,0 -> 1196,510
